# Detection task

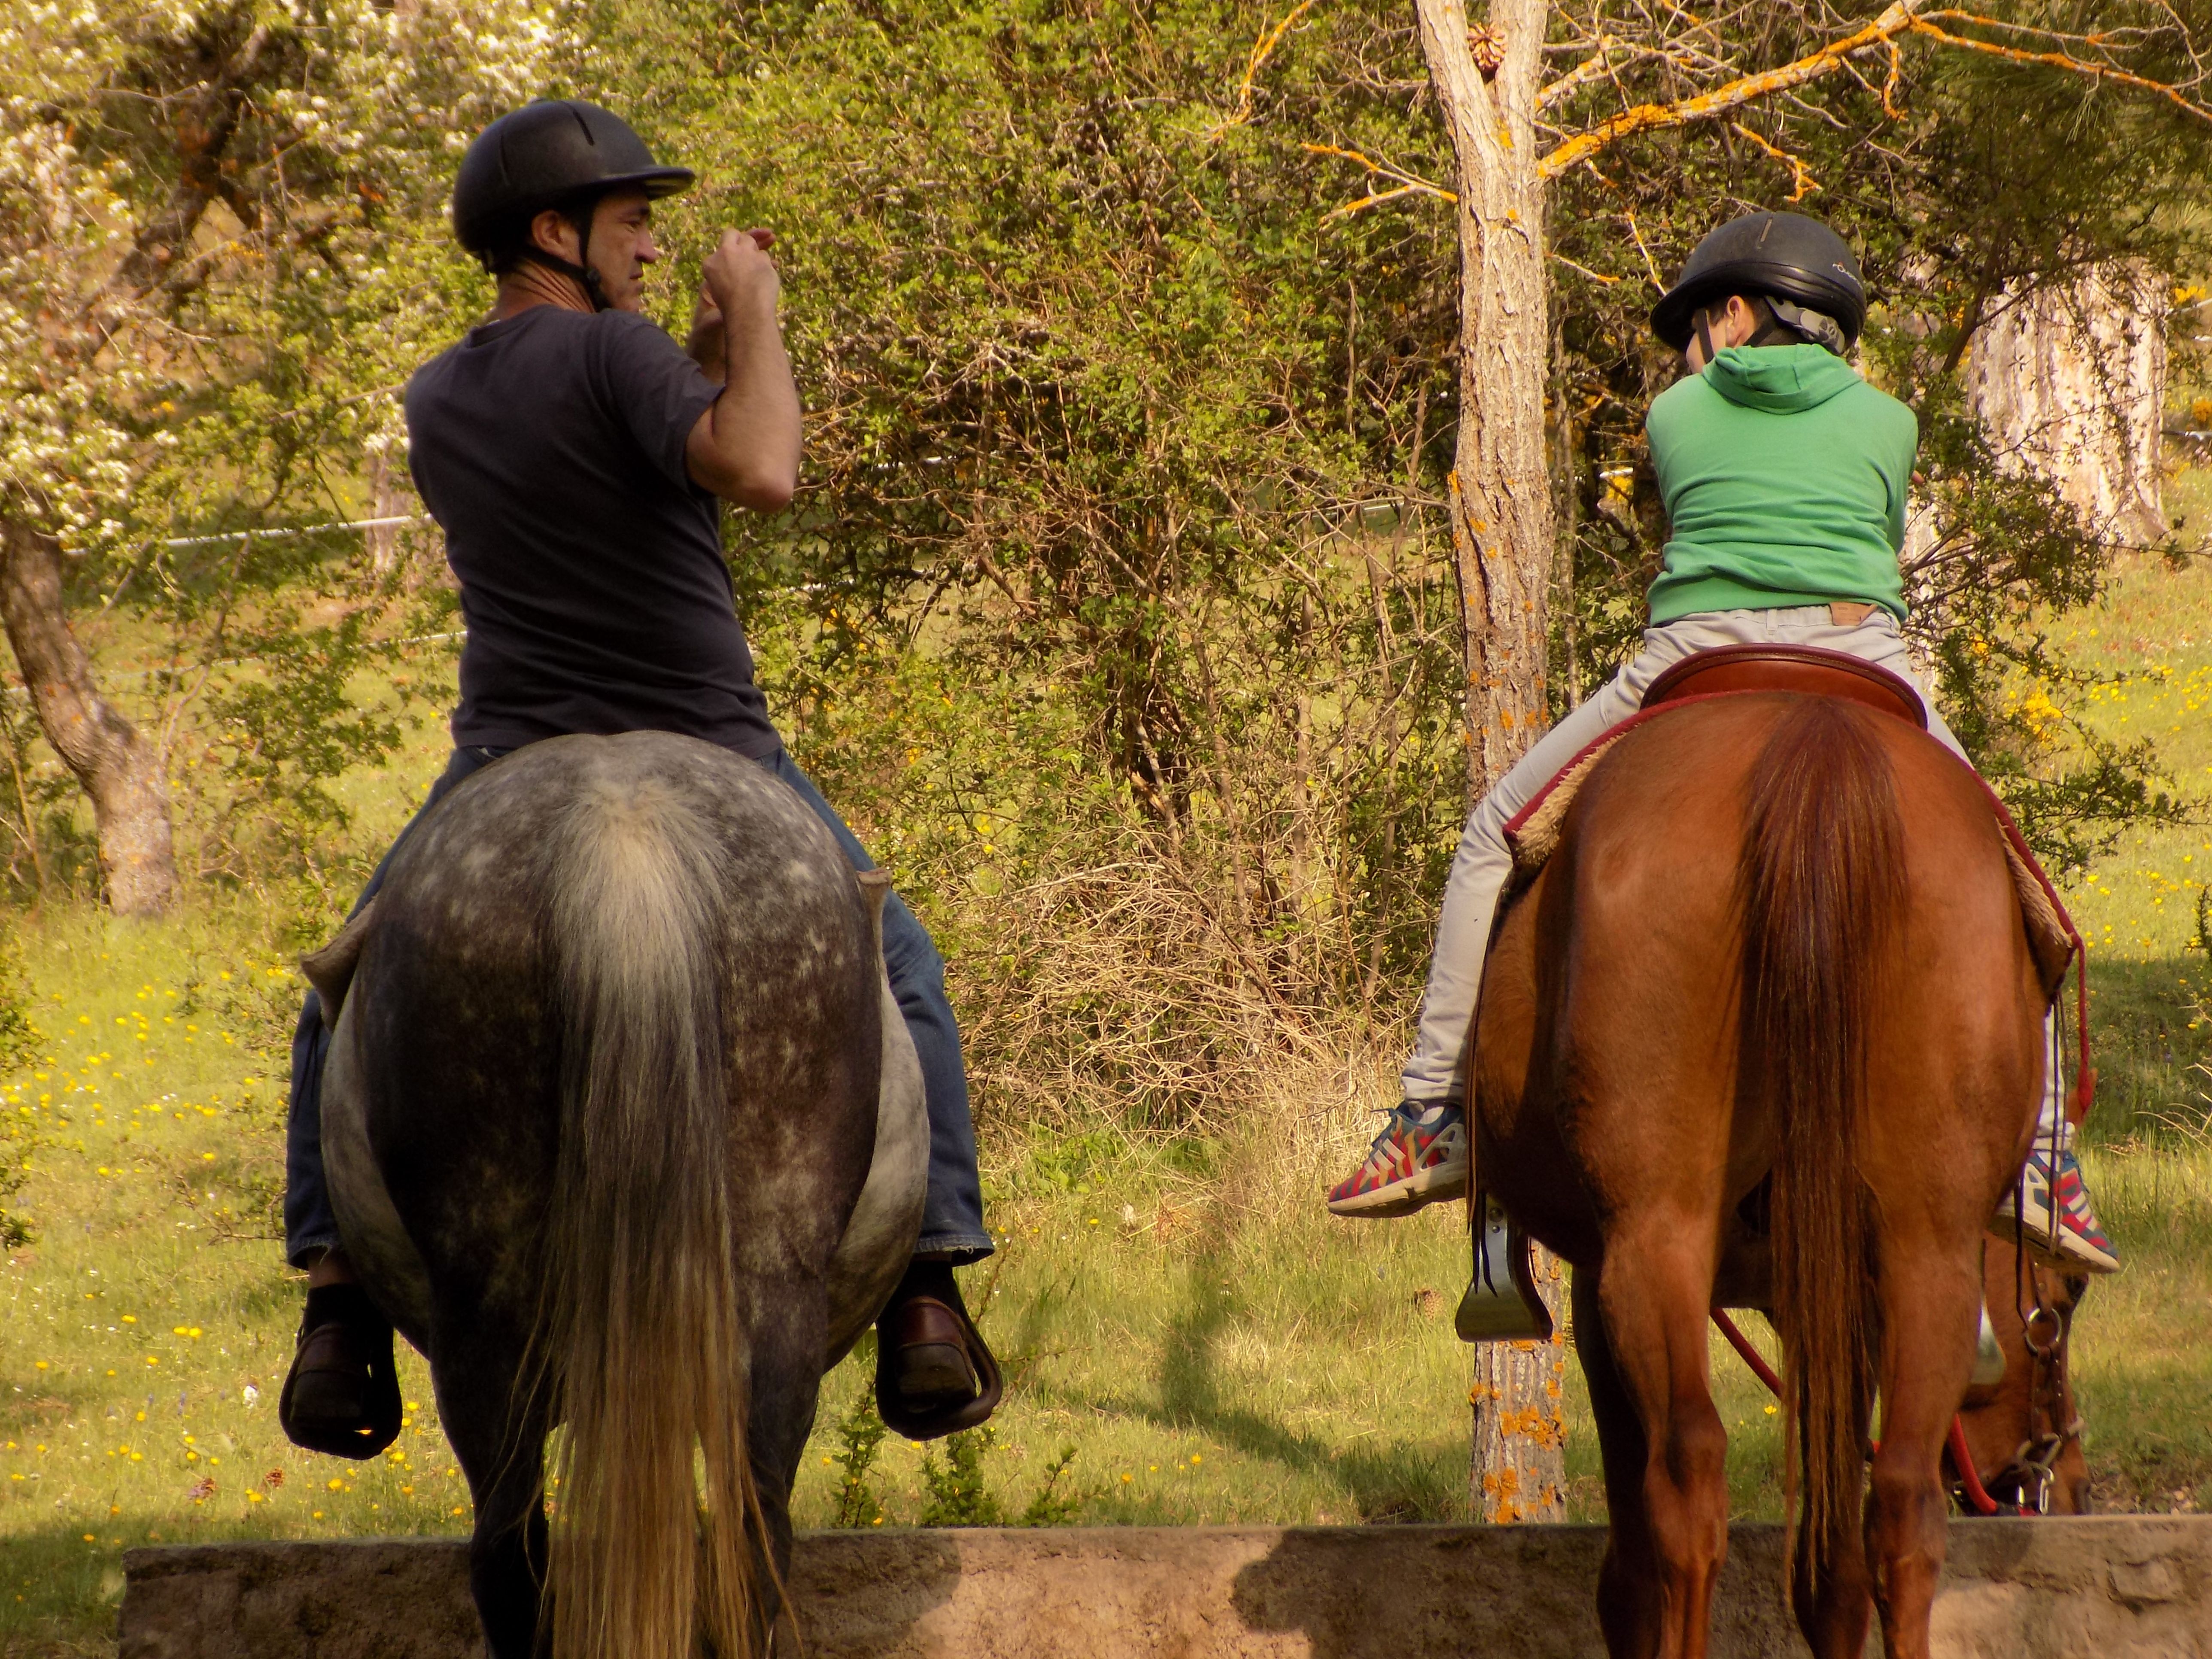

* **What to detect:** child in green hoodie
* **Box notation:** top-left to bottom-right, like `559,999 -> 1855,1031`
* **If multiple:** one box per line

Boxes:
1327,211 -> 2117,1277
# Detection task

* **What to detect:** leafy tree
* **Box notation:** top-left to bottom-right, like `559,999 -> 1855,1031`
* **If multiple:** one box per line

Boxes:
1525,1 -> 2212,873
576,0 -> 1477,1059
552,0 -> 2212,1139
570,0 -> 2209,1523
0,0 -> 557,912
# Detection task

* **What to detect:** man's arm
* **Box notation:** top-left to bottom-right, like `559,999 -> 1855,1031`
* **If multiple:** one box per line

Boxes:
684,229 -> 802,511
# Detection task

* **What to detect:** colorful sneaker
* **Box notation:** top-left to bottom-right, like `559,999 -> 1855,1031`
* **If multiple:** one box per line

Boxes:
1993,1130 -> 2121,1275
1326,1101 -> 1469,1218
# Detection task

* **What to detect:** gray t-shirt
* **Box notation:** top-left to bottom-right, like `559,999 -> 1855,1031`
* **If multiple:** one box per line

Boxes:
405,306 -> 783,758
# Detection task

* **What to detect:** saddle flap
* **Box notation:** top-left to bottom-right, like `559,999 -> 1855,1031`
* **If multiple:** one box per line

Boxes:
301,896 -> 380,1029
1641,643 -> 1928,729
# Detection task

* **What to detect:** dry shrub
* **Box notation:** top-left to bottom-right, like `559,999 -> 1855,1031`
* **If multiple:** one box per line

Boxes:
943,820 -> 1411,1149
946,836 -> 1408,1219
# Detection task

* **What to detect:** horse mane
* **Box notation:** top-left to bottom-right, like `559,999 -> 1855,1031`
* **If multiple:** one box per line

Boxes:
1737,697 -> 1905,1584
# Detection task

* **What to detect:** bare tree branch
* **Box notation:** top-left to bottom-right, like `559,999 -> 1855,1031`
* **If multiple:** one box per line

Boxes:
1540,1 -> 1926,177
1211,0 -> 1319,137
1538,4 -> 2212,179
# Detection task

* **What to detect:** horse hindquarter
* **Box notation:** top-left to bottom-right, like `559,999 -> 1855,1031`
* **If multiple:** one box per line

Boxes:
341,736 -> 883,1659
1483,697 -> 2040,1659
1725,702 -> 2039,1655
1478,707 -> 1766,1659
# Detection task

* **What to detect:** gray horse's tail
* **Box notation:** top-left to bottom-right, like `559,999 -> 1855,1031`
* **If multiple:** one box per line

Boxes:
538,777 -> 769,1659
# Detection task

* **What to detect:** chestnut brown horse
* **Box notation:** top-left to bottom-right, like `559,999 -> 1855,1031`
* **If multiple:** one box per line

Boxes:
1951,1240 -> 2091,1514
1473,692 -> 2054,1659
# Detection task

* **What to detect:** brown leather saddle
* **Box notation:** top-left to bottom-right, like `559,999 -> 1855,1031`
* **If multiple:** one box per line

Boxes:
1640,642 -> 1927,729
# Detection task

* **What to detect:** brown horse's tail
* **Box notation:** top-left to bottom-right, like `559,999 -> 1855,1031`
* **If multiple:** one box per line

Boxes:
1738,698 -> 1905,1579
537,782 -> 770,1659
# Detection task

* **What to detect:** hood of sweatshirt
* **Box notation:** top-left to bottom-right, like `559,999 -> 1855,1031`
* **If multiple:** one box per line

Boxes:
1702,343 -> 1862,413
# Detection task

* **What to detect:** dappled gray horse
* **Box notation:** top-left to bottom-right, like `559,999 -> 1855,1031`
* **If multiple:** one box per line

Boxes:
302,732 -> 925,1659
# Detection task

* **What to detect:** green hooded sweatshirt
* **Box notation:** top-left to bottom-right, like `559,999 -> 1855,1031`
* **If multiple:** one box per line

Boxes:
1644,343 -> 1918,624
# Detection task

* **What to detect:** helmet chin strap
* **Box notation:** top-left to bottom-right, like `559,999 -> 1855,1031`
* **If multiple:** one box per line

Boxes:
523,247 -> 611,312
1693,310 -> 1718,368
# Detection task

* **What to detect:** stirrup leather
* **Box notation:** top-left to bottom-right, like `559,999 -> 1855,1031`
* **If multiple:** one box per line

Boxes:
1455,1193 -> 1554,1343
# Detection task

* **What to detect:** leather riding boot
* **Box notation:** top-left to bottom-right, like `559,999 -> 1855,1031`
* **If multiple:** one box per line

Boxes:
279,1283 -> 404,1459
875,1259 -> 1003,1440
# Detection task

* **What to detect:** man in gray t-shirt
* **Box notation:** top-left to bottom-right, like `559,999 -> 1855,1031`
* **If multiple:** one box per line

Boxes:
280,100 -> 998,1460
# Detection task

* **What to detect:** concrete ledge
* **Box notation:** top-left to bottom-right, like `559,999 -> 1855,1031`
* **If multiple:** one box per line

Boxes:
119,1518 -> 2212,1658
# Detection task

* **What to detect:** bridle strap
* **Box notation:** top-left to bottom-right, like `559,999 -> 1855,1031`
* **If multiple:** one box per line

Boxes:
1999,1256 -> 2081,1513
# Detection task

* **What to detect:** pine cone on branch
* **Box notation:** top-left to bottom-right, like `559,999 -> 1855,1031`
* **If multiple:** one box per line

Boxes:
1467,24 -> 1504,78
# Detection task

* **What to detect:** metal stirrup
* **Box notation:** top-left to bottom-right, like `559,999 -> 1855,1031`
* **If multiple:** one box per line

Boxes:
1456,1193 -> 1554,1343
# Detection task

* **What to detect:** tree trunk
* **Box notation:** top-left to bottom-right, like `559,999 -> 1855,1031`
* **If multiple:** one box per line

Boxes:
0,520 -> 176,915
1965,264 -> 2169,547
1467,1250 -> 1570,1521
1414,0 -> 1567,1524
365,450 -> 404,580
1417,0 -> 1556,796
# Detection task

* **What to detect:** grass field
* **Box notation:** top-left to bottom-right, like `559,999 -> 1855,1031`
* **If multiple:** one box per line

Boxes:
6,549 -> 2212,1655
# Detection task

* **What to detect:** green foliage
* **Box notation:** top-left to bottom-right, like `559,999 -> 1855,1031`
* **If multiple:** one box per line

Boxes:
194,599 -> 424,908
0,1131 -> 32,1251
920,1422 -> 1088,1528
567,0 -> 1477,1125
828,1366 -> 891,1529
0,0 -> 541,913
547,0 -> 2212,1134
4,1 -> 2200,1111
1532,2 -> 2211,872
0,933 -> 35,1076
915,1411 -> 1084,1527
0,939 -> 38,1246
1902,388 -> 2192,879
1015,1444 -> 1085,1527
918,1426 -> 1004,1527
0,693 -> 91,901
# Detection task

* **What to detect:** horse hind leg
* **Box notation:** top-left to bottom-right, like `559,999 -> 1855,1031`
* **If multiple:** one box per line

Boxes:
1590,1227 -> 1732,1659
1574,1265 -> 1660,1658
1862,1243 -> 1983,1659
433,1326 -> 552,1659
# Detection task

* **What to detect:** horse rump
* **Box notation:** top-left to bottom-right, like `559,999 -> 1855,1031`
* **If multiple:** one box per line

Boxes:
346,735 -> 884,1659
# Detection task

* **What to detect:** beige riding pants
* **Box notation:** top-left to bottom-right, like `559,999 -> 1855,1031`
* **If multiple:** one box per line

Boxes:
1401,605 -> 2066,1133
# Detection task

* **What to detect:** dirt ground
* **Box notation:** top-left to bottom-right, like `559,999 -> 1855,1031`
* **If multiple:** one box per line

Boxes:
118,1518 -> 2212,1659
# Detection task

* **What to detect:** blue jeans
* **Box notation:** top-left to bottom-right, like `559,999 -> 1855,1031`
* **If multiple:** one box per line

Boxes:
285,742 -> 992,1270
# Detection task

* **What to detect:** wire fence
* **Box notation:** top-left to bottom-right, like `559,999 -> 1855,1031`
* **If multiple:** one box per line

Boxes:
5,507 -> 456,704
3,507 -> 833,703
158,515 -> 428,550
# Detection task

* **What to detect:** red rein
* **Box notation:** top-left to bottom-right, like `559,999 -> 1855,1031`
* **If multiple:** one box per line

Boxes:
1707,1309 -> 2002,1517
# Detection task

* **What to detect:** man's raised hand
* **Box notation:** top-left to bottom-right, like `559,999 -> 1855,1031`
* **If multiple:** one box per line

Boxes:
684,226 -> 801,511
702,228 -> 779,316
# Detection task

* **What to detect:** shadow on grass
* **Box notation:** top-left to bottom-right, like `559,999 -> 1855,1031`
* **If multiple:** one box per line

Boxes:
2083,953 -> 2211,1139
0,1522 -> 123,1658
1064,1228 -> 1467,1525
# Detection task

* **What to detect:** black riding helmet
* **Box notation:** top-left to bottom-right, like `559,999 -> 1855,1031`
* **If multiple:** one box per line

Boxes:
451,100 -> 693,308
1650,210 -> 1867,358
